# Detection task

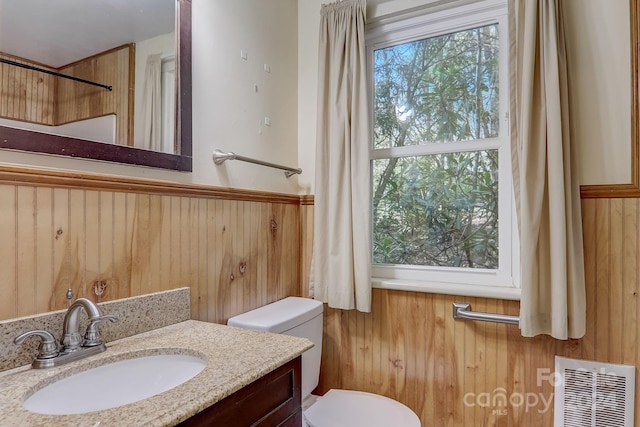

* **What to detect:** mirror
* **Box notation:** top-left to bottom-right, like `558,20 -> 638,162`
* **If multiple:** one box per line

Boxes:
0,0 -> 192,171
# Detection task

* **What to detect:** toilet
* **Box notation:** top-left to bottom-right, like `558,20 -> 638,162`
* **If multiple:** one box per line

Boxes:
227,297 -> 421,427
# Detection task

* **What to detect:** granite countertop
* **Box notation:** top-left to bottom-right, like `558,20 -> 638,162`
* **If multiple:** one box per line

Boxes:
0,320 -> 313,427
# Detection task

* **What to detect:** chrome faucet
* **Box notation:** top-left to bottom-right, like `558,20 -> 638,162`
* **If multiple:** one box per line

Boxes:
61,298 -> 116,352
14,297 -> 118,369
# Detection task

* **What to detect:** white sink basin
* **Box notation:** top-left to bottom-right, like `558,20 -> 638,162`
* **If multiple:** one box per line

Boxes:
23,353 -> 207,415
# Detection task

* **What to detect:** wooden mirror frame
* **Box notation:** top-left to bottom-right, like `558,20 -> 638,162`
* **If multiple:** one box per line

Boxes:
580,0 -> 639,198
0,0 -> 192,172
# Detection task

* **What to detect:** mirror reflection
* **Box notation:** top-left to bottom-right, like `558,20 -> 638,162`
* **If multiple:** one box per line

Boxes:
0,0 -> 178,154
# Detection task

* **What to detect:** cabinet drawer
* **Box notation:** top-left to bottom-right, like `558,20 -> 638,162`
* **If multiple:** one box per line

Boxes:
178,356 -> 301,427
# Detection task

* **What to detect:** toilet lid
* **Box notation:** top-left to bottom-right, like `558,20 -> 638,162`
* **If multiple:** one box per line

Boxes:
303,389 -> 421,427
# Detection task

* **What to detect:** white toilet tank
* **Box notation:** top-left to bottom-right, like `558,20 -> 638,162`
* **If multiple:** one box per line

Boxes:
227,297 -> 324,400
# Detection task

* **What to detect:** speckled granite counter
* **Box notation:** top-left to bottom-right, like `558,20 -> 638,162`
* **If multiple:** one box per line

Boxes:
0,320 -> 313,427
1,288 -> 191,372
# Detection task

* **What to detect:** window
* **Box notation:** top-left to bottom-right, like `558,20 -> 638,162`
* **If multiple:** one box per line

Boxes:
367,0 -> 519,299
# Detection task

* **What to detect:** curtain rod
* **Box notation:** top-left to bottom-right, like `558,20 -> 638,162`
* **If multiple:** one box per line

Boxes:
452,302 -> 519,325
212,149 -> 302,178
0,58 -> 113,91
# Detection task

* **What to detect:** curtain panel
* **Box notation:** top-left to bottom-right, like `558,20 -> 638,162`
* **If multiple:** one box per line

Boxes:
141,53 -> 162,152
509,0 -> 586,339
311,0 -> 371,312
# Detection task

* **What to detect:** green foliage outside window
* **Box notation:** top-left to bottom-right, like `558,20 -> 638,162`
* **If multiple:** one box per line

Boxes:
372,24 -> 500,269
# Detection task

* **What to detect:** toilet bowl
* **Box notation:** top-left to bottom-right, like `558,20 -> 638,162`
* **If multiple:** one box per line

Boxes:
227,297 -> 421,427
303,389 -> 420,427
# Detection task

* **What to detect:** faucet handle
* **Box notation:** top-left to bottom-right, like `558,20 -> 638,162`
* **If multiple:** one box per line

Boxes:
14,330 -> 59,359
83,315 -> 118,347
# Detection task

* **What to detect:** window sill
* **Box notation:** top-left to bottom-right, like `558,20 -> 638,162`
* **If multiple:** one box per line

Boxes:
371,278 -> 521,300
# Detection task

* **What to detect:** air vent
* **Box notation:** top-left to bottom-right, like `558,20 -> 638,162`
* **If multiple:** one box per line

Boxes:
554,356 -> 635,427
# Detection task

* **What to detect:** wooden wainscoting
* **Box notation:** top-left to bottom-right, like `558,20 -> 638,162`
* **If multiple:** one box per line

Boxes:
309,198 -> 640,426
4,172 -> 636,425
299,195 -> 314,299
0,171 -> 301,324
0,53 -> 56,125
0,46 -> 133,146
56,45 -> 133,146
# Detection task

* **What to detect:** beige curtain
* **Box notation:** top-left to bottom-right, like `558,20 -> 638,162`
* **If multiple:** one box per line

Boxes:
141,53 -> 162,152
510,0 -> 586,339
311,0 -> 371,312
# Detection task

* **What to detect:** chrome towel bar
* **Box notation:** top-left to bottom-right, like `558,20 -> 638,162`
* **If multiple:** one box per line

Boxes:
452,302 -> 519,326
212,149 -> 302,178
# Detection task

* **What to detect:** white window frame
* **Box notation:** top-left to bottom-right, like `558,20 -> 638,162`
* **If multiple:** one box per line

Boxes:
366,0 -> 520,300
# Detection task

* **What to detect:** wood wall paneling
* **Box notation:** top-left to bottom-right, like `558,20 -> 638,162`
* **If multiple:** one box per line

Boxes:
2,165 -> 639,426
313,198 -> 640,426
0,181 -> 301,324
55,45 -> 132,146
299,196 -> 314,298
1,46 -> 132,146
0,53 -> 55,125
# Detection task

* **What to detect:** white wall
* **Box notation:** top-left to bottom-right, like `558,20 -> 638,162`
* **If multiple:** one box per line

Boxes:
0,116 -> 116,144
298,0 -> 633,193
296,0 -> 324,194
0,0 -> 300,194
191,0 -> 299,193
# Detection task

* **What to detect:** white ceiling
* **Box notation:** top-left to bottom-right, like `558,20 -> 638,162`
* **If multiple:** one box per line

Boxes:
0,0 -> 175,68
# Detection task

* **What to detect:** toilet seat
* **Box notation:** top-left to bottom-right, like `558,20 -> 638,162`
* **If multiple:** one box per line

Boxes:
303,389 -> 421,427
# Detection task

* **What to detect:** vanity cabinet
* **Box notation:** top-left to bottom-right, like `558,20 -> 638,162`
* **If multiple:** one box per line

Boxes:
178,356 -> 302,427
